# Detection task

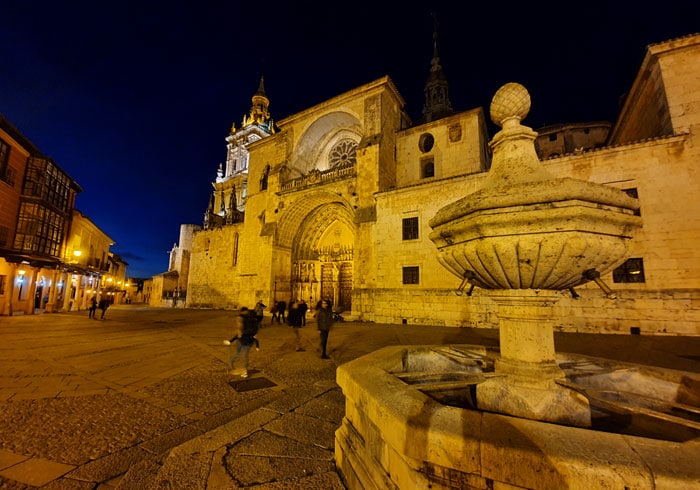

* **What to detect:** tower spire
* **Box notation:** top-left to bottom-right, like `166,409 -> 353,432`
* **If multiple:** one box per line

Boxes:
421,12 -> 453,123
240,74 -> 275,133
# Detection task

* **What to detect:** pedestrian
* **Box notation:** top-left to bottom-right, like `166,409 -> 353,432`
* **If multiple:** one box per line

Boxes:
254,300 -> 266,326
276,300 -> 287,324
299,299 -> 308,326
223,307 -> 259,378
88,296 -> 98,319
315,299 -> 334,359
287,300 -> 304,351
271,301 -> 280,323
98,298 -> 109,319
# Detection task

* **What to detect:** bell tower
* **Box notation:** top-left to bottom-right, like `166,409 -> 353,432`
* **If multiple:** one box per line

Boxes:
204,76 -> 276,229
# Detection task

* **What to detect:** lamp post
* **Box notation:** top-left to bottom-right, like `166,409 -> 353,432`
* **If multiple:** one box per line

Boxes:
17,268 -> 26,298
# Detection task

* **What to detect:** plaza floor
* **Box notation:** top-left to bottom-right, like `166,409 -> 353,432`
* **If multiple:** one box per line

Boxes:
0,306 -> 698,489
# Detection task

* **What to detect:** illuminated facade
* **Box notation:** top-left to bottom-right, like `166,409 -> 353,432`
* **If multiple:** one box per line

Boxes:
179,34 -> 700,335
0,114 -> 122,315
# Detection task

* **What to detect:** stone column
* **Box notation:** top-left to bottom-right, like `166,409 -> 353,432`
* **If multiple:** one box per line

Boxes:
490,289 -> 563,383
45,268 -> 60,312
477,288 -> 591,426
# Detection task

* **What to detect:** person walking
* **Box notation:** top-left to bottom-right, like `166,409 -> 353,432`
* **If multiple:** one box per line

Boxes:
299,299 -> 308,326
88,296 -> 98,319
98,298 -> 110,319
287,300 -> 304,351
315,299 -> 334,359
254,300 -> 266,327
273,300 -> 286,324
223,307 -> 259,378
271,301 -> 280,324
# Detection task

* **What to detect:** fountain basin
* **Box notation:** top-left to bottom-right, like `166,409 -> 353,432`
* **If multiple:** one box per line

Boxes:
335,345 -> 700,489
429,190 -> 641,290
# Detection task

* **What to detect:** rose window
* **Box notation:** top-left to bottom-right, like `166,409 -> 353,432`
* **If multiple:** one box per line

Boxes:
329,139 -> 357,168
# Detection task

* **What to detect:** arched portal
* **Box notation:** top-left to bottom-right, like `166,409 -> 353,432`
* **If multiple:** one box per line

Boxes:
290,201 -> 354,311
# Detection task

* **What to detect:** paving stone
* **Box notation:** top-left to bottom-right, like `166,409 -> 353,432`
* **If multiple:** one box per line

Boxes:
0,458 -> 74,487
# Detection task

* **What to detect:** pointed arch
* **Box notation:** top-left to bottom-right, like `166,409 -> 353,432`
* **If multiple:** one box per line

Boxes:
276,191 -> 356,309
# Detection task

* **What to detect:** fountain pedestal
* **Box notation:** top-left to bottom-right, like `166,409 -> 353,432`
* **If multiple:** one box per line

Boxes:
477,289 -> 591,426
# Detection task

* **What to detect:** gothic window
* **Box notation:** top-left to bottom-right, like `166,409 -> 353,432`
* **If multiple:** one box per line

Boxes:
329,139 -> 357,168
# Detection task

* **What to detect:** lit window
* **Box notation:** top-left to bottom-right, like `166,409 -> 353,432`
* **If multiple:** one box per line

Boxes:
402,266 -> 419,285
612,258 -> 645,283
402,217 -> 418,240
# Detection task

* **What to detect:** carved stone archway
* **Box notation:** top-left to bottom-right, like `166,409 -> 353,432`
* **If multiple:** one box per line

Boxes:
290,201 -> 354,310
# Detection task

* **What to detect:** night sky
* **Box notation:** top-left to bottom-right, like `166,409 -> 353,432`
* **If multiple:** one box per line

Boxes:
2,2 -> 698,278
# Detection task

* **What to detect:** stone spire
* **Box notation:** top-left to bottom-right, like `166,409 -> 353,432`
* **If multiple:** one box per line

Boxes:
240,75 -> 275,133
421,13 -> 453,123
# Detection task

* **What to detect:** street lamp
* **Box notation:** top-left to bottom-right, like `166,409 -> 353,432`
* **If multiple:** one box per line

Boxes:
17,268 -> 26,297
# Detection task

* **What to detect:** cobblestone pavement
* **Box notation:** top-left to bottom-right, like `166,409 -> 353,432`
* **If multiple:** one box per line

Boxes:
0,306 -> 698,489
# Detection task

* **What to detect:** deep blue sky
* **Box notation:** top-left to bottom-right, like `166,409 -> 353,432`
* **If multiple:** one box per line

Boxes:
2,2 -> 698,278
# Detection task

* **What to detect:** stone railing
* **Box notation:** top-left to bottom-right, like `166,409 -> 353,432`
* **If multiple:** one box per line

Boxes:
279,162 -> 356,192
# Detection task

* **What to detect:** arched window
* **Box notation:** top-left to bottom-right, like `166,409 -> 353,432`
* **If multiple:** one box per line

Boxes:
328,139 -> 357,168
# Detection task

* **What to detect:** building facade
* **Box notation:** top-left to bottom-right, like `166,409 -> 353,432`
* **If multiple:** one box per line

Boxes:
0,114 -> 122,315
180,34 -> 700,335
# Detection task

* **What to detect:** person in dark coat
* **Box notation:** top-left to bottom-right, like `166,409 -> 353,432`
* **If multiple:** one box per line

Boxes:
98,298 -> 110,319
276,300 -> 286,324
287,300 -> 304,351
298,299 -> 308,326
88,296 -> 98,319
314,299 -> 334,359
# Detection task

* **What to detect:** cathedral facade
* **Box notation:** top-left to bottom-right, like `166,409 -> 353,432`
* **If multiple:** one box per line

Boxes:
179,33 -> 700,336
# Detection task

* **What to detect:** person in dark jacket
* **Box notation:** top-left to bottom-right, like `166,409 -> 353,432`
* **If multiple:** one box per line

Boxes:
254,300 -> 266,326
298,299 -> 308,326
223,307 -> 258,378
287,300 -> 304,351
88,296 -> 98,319
98,298 -> 110,319
314,299 -> 334,359
276,300 -> 286,324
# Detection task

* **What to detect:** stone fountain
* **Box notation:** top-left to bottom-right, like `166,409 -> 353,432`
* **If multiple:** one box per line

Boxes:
335,83 -> 700,489
428,82 -> 641,427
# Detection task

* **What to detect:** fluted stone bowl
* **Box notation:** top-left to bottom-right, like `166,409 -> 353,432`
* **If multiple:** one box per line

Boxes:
430,81 -> 642,291
429,178 -> 642,290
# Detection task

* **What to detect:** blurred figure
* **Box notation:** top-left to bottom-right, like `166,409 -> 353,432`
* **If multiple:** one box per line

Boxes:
315,299 -> 334,359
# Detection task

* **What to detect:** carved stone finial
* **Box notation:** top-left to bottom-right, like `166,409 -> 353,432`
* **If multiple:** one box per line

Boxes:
490,82 -> 531,128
